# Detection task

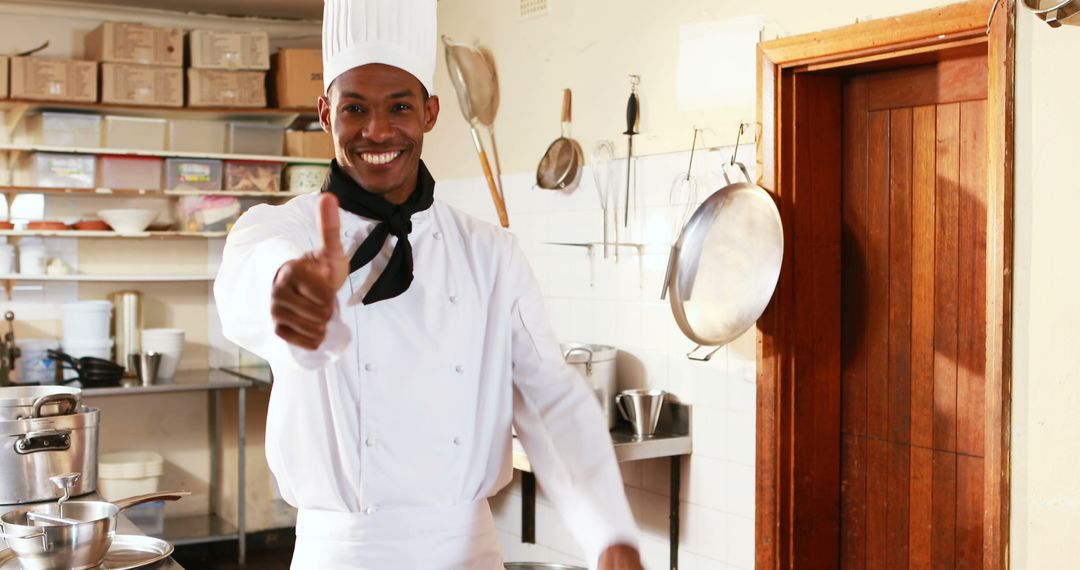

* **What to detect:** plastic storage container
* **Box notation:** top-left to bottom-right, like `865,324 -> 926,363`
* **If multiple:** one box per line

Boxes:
224,160 -> 282,192
167,119 -> 226,154
25,112 -> 102,148
17,240 -> 47,275
0,243 -> 14,274
98,451 -> 164,502
16,338 -> 59,385
30,153 -> 96,189
164,158 -> 223,191
225,123 -> 284,156
62,300 -> 113,344
98,156 -> 164,190
177,196 -> 239,232
284,164 -> 328,193
103,116 -> 168,151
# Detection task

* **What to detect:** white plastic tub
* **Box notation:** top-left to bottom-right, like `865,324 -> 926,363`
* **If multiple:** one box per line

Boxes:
104,116 -> 167,151
62,301 -> 113,344
98,156 -> 164,190
167,119 -> 226,154
98,451 -> 164,502
16,338 -> 59,385
25,112 -> 102,148
30,153 -> 96,189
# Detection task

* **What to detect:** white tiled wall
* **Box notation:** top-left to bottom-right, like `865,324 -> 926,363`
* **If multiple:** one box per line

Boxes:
436,145 -> 758,570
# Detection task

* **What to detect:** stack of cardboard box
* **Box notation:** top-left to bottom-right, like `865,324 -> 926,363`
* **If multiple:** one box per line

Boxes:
187,30 -> 270,108
85,22 -> 184,107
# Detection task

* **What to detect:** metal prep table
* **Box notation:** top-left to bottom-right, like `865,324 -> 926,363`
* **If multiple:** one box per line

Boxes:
0,492 -> 185,569
82,369 -> 252,566
512,401 -> 692,570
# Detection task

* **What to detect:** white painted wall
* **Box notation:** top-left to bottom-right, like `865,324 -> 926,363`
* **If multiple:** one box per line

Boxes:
1010,8 -> 1080,569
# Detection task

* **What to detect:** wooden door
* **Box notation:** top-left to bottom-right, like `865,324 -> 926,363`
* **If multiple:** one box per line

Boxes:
840,54 -> 988,568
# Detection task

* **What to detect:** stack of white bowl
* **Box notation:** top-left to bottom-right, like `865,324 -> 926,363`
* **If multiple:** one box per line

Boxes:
61,301 -> 114,380
141,328 -> 184,380
98,451 -> 164,501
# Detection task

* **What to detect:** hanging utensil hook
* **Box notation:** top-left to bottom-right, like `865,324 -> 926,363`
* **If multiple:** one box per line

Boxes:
730,122 -> 748,166
685,128 -> 701,182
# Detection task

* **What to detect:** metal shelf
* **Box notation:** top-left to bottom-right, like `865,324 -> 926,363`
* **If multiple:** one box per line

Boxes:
0,185 -> 309,199
161,514 -> 240,546
80,369 -> 253,397
0,142 -> 329,165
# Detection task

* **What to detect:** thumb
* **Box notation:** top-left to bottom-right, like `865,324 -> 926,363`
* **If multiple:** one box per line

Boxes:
318,193 -> 345,260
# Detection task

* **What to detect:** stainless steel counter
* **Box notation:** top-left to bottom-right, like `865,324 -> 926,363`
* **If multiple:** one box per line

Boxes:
0,492 -> 184,569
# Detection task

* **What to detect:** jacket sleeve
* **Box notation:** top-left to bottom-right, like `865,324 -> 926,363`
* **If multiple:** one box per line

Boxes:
506,239 -> 639,567
214,202 -> 350,371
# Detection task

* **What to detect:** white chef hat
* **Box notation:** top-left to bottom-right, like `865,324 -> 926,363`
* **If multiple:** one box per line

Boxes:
322,0 -> 437,95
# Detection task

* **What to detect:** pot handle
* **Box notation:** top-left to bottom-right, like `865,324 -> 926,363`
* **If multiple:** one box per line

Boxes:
112,490 -> 191,512
562,346 -> 594,376
615,393 -> 634,423
31,393 -> 79,418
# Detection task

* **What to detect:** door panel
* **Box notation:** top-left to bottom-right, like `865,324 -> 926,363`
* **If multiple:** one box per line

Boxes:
840,55 -> 987,569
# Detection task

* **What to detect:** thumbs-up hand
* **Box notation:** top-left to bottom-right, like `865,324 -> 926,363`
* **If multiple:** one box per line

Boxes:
270,193 -> 350,350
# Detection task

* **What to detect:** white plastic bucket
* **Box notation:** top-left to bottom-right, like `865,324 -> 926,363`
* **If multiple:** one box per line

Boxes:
62,300 -> 113,343
141,329 -> 184,380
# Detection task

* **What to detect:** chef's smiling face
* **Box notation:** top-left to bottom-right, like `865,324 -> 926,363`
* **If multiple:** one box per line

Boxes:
318,63 -> 440,205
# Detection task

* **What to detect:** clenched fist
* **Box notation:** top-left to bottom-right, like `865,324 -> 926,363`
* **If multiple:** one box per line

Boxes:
271,193 -> 350,350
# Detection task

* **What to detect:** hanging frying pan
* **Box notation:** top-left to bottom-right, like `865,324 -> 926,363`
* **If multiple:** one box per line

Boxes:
666,160 -> 783,352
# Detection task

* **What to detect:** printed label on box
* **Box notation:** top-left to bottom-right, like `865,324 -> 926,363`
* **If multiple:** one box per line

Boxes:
178,163 -> 212,182
47,157 -> 90,177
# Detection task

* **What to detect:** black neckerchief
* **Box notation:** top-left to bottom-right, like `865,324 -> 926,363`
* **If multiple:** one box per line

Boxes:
320,159 -> 436,305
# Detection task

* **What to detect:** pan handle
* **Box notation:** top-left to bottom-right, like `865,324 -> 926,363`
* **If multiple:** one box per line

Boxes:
562,89 -> 572,125
112,490 -> 192,512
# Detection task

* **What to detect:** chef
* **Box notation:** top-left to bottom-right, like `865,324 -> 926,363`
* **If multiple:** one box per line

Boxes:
214,0 -> 642,568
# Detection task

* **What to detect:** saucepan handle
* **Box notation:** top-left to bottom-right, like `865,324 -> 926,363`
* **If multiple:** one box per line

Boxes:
562,347 -> 594,376
112,490 -> 192,512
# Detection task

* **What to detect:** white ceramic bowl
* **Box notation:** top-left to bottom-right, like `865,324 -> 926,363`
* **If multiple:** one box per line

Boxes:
97,209 -> 158,234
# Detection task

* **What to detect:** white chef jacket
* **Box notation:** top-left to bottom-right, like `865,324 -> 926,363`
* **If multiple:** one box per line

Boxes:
214,193 -> 639,569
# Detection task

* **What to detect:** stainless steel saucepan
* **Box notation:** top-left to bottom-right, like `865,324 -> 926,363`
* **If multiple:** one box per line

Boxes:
0,473 -> 189,570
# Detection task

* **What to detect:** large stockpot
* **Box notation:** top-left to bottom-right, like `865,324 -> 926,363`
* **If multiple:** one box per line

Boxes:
561,343 -> 617,430
0,408 -> 98,505
0,387 -> 82,421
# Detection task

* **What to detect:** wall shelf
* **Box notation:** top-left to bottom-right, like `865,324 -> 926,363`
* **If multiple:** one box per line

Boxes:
0,99 -> 317,128
0,143 -> 329,165
0,230 -> 227,239
0,185 -> 309,199
0,274 -> 213,282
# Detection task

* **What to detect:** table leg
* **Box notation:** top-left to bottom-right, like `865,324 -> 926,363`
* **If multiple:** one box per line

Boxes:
670,456 -> 680,570
522,471 -> 536,544
238,387 -> 247,566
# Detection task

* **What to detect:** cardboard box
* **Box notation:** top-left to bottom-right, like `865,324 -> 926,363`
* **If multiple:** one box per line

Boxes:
0,56 -> 8,100
189,30 -> 270,70
101,63 -> 182,107
271,49 -> 322,109
10,57 -> 97,103
85,22 -> 183,67
285,129 -> 335,159
187,69 -> 266,108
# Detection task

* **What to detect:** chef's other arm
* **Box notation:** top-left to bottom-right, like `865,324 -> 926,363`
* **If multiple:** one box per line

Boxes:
215,194 -> 350,368
507,240 -> 642,570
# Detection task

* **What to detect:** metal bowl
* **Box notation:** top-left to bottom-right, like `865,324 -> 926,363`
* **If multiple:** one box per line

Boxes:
505,564 -> 587,570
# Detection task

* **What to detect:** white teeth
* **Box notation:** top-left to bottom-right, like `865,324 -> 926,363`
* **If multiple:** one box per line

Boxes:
360,151 -> 402,165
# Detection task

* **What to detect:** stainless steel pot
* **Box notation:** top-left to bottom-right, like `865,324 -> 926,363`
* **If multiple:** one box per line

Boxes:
0,408 -> 98,505
1,481 -> 188,570
561,343 -> 617,430
0,386 -> 81,421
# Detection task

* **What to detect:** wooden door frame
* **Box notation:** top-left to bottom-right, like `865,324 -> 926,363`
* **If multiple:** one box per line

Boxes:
754,1 -> 1015,568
